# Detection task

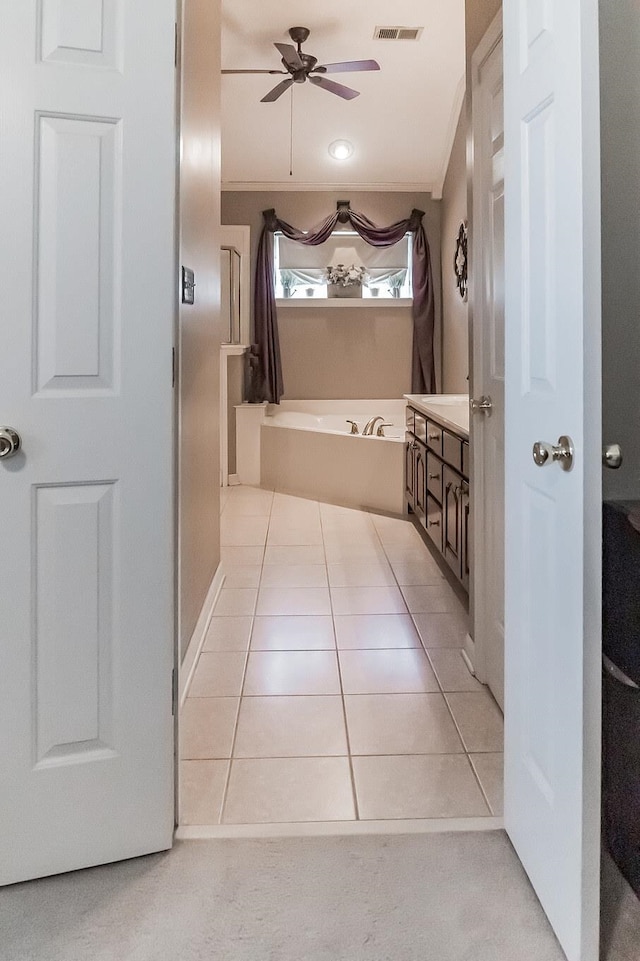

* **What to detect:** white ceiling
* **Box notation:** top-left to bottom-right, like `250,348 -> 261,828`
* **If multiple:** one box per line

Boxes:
221,0 -> 465,195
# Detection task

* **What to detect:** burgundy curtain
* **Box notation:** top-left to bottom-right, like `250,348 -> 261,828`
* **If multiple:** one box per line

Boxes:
254,206 -> 436,403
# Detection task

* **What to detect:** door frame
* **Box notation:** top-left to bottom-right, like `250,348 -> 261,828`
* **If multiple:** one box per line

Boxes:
469,10 -> 504,704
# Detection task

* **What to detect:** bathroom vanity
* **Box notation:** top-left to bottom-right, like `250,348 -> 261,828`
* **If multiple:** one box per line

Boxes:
404,394 -> 470,591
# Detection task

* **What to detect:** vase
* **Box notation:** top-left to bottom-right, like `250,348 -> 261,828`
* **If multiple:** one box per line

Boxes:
327,282 -> 362,299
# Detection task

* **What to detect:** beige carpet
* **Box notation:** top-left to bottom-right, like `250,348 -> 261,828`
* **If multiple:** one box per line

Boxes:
1,832 -> 638,960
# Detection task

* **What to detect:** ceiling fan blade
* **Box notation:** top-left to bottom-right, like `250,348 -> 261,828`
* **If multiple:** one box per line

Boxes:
274,42 -> 304,71
222,69 -> 288,75
314,59 -> 380,74
309,76 -> 360,100
260,78 -> 294,103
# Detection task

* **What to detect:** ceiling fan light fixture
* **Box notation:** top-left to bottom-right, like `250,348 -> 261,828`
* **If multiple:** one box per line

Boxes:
328,139 -> 354,161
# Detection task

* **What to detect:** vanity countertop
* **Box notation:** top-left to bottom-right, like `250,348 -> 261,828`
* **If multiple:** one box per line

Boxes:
404,394 -> 470,439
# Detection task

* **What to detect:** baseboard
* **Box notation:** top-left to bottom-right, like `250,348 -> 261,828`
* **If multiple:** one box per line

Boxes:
228,473 -> 240,486
462,633 -> 476,675
179,564 -> 226,707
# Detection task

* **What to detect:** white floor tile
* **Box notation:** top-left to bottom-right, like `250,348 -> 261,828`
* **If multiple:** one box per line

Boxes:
263,545 -> 325,566
221,516 -> 269,547
352,754 -> 490,820
260,565 -> 328,589
221,566 -> 262,589
389,559 -> 444,586
427,649 -> 484,692
412,611 -> 470,649
221,546 -> 265,567
256,587 -> 331,616
212,588 -> 257,617
330,586 -> 407,616
234,696 -> 347,758
401,584 -> 464,615
327,560 -> 395,588
251,615 -> 335,651
446,692 -> 504,753
189,652 -> 246,697
339,649 -> 439,695
334,614 -> 421,650
180,760 -> 228,825
470,753 -> 504,816
202,616 -> 252,652
180,697 -> 238,759
345,694 -> 464,756
243,651 -> 341,696
223,757 -> 355,824
266,523 -> 323,546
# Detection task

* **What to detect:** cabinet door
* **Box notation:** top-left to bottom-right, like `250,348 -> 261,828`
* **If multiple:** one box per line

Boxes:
443,466 -> 462,578
404,435 -> 415,510
414,441 -> 427,523
460,480 -> 470,591
427,451 -> 443,503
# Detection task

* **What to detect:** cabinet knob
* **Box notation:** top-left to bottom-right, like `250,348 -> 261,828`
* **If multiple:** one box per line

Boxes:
428,432 -> 440,441
428,472 -> 440,480
428,518 -> 440,527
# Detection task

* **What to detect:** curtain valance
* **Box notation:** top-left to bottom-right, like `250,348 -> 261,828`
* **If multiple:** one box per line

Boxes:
254,206 -> 436,404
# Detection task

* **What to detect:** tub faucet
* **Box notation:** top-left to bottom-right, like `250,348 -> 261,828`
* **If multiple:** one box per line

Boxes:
362,416 -> 385,436
346,420 -> 359,434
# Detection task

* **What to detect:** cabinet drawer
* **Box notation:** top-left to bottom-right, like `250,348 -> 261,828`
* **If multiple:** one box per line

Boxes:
414,412 -> 427,443
426,451 -> 443,503
443,430 -> 463,472
424,495 -> 442,549
405,407 -> 415,433
462,440 -> 470,478
426,421 -> 442,454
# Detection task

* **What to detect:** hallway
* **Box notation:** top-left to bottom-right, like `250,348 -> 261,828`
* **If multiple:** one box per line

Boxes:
181,486 -> 503,826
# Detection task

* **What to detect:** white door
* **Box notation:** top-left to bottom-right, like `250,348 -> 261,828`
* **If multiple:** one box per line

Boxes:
503,1 -> 602,959
0,1 -> 177,884
471,15 -> 505,710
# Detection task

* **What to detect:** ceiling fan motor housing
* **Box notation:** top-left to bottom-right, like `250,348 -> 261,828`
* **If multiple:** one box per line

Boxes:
289,26 -> 310,45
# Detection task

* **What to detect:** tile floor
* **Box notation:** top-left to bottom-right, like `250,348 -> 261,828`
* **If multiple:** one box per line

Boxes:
181,486 -> 504,826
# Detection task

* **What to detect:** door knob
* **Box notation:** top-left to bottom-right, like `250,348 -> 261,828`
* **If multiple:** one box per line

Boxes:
602,444 -> 623,469
532,435 -> 574,472
470,395 -> 493,414
0,427 -> 21,459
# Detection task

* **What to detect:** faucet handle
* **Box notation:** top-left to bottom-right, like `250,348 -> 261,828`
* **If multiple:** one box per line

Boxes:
346,419 -> 359,435
376,423 -> 393,437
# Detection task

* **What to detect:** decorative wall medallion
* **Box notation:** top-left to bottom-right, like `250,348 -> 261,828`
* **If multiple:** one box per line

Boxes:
454,221 -> 468,302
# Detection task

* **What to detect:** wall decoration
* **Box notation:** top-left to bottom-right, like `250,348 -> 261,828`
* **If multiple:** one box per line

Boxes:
454,221 -> 468,302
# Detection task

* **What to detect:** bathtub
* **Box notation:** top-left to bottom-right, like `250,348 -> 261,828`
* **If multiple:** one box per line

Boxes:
259,400 -> 406,514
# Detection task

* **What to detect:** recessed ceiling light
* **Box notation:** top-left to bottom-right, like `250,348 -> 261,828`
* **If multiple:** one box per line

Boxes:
328,140 -> 354,161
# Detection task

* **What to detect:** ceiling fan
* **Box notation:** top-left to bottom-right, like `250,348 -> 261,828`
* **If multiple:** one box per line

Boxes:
222,26 -> 380,103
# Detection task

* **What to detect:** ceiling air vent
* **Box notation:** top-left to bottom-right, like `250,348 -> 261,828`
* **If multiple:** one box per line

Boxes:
373,26 -> 424,41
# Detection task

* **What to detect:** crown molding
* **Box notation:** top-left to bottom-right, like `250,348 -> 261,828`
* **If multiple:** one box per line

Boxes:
221,181 -> 437,195
434,74 -> 466,200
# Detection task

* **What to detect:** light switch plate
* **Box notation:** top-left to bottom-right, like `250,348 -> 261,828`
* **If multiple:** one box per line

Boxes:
182,266 -> 195,305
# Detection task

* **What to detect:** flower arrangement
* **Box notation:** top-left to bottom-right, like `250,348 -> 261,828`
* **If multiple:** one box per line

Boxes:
325,264 -> 368,288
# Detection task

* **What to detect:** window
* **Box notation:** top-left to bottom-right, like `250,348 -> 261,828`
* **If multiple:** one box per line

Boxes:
274,230 -> 413,300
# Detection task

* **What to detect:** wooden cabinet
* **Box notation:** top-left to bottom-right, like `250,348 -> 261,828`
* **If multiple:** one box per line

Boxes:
405,434 -> 427,525
404,406 -> 469,591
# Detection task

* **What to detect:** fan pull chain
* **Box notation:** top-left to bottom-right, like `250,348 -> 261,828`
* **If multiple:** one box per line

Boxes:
289,85 -> 294,177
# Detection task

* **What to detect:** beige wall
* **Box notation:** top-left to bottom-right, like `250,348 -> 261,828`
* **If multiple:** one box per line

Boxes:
441,101 -> 469,392
466,0 -> 502,74
221,191 -> 442,399
600,0 -> 640,499
179,0 -> 222,658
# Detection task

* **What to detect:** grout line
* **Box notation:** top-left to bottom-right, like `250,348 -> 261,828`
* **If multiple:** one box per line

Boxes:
467,752 -> 496,815
216,492 -> 273,825
320,504 -> 360,822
